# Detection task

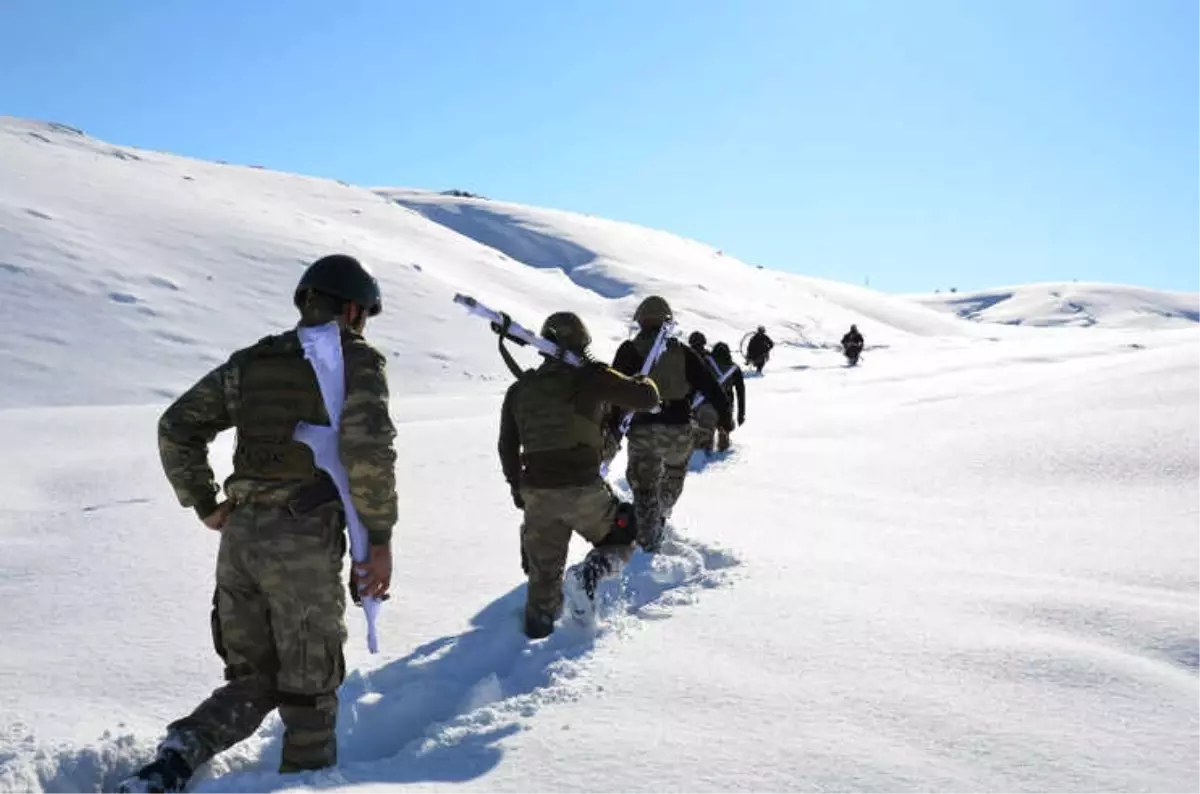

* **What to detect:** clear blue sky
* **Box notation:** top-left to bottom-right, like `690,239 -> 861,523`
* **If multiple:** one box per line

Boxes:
2,0 -> 1196,292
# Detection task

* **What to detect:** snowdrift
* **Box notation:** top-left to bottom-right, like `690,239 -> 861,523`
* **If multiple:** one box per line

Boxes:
911,282 -> 1199,329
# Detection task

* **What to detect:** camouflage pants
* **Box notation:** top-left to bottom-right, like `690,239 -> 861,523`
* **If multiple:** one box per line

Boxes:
164,503 -> 348,775
520,480 -> 631,626
691,403 -> 719,454
626,423 -> 694,550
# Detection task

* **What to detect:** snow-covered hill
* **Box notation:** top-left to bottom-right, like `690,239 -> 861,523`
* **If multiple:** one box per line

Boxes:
910,282 -> 1199,329
1,116 -> 985,411
0,117 -> 1197,793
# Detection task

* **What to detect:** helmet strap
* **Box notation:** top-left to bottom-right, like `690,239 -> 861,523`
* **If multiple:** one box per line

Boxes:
340,303 -> 367,333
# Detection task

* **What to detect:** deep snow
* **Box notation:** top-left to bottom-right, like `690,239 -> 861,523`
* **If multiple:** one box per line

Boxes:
0,118 -> 1196,793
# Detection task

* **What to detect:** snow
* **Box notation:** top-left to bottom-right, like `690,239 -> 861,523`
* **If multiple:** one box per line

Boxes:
0,117 -> 1196,792
910,282 -> 1200,330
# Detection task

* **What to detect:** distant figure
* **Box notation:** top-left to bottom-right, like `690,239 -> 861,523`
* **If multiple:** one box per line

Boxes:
841,324 -> 864,366
745,326 -> 774,373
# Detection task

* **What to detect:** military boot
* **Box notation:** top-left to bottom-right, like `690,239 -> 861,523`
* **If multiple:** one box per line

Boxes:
523,608 -> 554,639
116,748 -> 192,794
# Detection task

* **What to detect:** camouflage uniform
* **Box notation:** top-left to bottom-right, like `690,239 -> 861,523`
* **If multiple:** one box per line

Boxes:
155,327 -> 396,774
499,357 -> 658,637
710,344 -> 746,453
613,331 -> 732,552
691,402 -> 720,455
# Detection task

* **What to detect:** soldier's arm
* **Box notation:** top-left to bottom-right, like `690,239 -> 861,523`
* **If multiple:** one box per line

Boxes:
340,344 -> 398,546
497,382 -> 522,488
158,361 -> 236,520
586,365 -> 660,412
684,348 -> 731,420
610,341 -> 642,376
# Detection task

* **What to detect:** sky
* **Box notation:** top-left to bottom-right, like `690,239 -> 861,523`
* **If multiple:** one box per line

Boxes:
1,0 -> 1196,294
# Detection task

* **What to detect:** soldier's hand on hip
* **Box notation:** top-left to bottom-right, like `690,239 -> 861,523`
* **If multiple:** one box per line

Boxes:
202,500 -> 234,531
356,543 -> 393,599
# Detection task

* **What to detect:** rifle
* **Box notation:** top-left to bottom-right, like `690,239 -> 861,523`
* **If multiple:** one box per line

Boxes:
293,323 -> 384,654
454,294 -> 675,478
692,360 -> 739,410
599,320 -> 675,476
453,293 -> 585,367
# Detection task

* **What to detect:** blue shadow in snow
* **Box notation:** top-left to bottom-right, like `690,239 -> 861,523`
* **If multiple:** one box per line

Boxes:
393,199 -> 634,299
687,447 -> 738,474
201,585 -> 601,791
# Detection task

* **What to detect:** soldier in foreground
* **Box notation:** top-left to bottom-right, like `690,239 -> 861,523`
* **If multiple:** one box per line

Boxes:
612,297 -> 732,552
119,255 -> 397,793
497,312 -> 660,639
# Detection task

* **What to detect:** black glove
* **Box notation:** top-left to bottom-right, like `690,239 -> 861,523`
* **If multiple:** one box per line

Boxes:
510,484 -> 525,510
737,414 -> 746,428
490,311 -> 513,338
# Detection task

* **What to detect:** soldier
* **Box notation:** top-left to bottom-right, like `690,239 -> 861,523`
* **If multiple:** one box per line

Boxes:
686,331 -> 720,456
612,296 -> 732,552
710,342 -> 746,453
841,324 -> 864,365
498,312 -> 660,639
119,254 -> 397,793
745,325 -> 774,373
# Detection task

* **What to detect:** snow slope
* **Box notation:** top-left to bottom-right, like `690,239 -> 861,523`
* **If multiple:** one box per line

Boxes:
0,118 -> 1197,793
911,282 -> 1200,329
2,116 -> 979,411
384,188 -> 991,351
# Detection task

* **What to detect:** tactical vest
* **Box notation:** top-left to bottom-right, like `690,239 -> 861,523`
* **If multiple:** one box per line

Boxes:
633,333 -> 688,402
230,331 -> 329,483
515,364 -> 603,454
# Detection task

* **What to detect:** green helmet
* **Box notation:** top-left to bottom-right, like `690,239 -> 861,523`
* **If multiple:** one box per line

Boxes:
294,254 -> 382,316
541,311 -> 591,353
634,295 -> 672,328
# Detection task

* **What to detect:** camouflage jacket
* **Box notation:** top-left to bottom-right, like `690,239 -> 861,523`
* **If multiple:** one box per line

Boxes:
612,339 -> 731,428
499,360 -> 659,489
157,326 -> 398,544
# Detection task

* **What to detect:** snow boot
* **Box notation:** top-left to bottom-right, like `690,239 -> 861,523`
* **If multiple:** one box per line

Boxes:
116,748 -> 192,794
